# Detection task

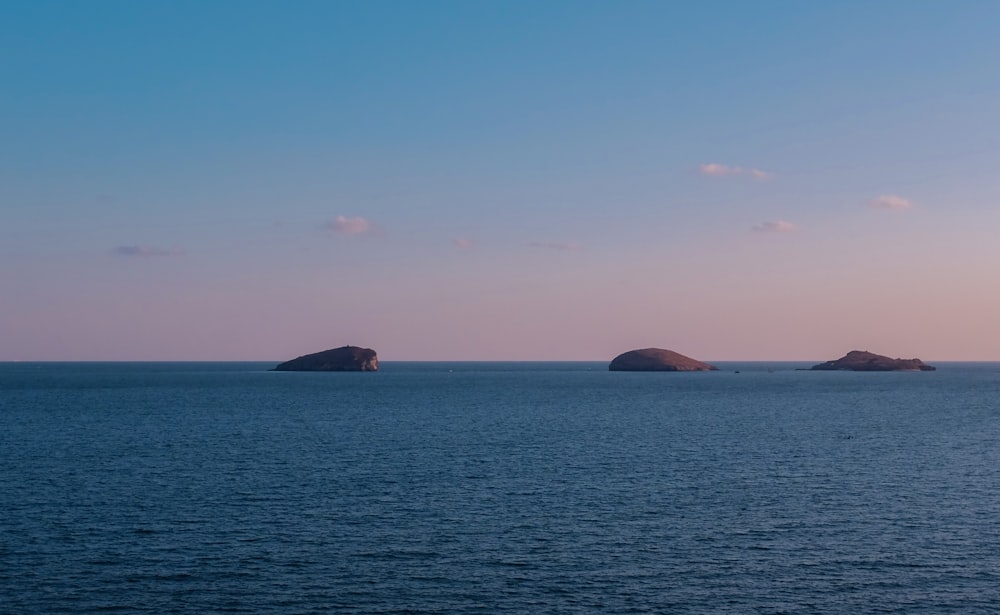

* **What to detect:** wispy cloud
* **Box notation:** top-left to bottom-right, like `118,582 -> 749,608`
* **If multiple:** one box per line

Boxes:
528,240 -> 583,251
751,220 -> 796,233
869,195 -> 912,210
453,238 -> 474,250
699,163 -> 771,179
327,215 -> 374,235
114,245 -> 180,257
699,163 -> 742,177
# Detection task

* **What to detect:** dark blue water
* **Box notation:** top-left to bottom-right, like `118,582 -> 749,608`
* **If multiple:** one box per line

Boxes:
2,361 -> 999,613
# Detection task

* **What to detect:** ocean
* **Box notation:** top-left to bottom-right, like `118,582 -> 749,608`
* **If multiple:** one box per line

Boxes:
1,361 -> 999,613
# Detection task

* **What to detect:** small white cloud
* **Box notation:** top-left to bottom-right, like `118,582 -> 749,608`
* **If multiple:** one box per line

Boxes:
699,163 -> 771,179
751,220 -> 796,233
528,240 -> 582,251
869,195 -> 912,210
328,215 -> 373,235
453,238 -> 474,250
114,245 -> 179,257
699,163 -> 742,176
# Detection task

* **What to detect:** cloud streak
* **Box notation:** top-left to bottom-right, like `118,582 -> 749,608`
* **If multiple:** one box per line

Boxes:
751,220 -> 796,233
327,215 -> 374,235
869,195 -> 912,210
453,238 -> 474,250
114,245 -> 180,257
528,240 -> 583,251
699,163 -> 771,179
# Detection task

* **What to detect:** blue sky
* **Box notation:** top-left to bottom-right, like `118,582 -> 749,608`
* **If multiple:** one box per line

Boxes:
3,1 -> 1000,360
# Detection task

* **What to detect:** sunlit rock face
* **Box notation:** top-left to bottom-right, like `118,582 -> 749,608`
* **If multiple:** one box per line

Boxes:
809,350 -> 935,372
609,348 -> 717,372
273,345 -> 379,372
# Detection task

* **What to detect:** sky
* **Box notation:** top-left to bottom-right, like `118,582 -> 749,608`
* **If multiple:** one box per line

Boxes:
2,1 -> 1000,361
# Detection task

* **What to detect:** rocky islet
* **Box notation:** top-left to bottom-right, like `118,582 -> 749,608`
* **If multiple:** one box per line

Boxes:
273,345 -> 379,372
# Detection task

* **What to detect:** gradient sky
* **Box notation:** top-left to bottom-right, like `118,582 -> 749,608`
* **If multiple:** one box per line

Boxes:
3,1 -> 1000,361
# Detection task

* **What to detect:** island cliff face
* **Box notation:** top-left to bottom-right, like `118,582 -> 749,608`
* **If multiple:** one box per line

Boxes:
810,350 -> 935,372
273,345 -> 379,372
609,348 -> 717,372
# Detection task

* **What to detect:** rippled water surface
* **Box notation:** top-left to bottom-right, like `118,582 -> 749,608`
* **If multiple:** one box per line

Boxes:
2,361 -> 999,613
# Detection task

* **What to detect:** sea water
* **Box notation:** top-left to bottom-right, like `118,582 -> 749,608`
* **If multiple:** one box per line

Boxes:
1,361 -> 999,613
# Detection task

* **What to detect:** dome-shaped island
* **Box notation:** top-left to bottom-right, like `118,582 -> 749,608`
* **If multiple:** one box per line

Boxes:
609,348 -> 717,372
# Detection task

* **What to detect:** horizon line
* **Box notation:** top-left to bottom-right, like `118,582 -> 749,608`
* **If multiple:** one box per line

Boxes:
2,358 -> 997,364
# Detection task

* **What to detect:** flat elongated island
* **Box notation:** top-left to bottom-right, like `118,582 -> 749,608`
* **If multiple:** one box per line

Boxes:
810,350 -> 935,371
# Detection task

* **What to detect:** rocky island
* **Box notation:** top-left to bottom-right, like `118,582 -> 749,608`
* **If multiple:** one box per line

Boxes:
609,348 -> 717,372
273,345 -> 379,372
809,350 -> 935,372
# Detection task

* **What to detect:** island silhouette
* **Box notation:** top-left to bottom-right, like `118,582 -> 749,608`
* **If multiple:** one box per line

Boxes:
273,345 -> 379,372
809,350 -> 936,371
609,348 -> 717,372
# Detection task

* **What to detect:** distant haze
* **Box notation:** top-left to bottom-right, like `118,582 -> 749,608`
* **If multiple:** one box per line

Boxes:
2,2 -> 999,361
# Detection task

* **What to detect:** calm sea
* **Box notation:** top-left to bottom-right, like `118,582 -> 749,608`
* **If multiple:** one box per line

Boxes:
2,361 -> 999,613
